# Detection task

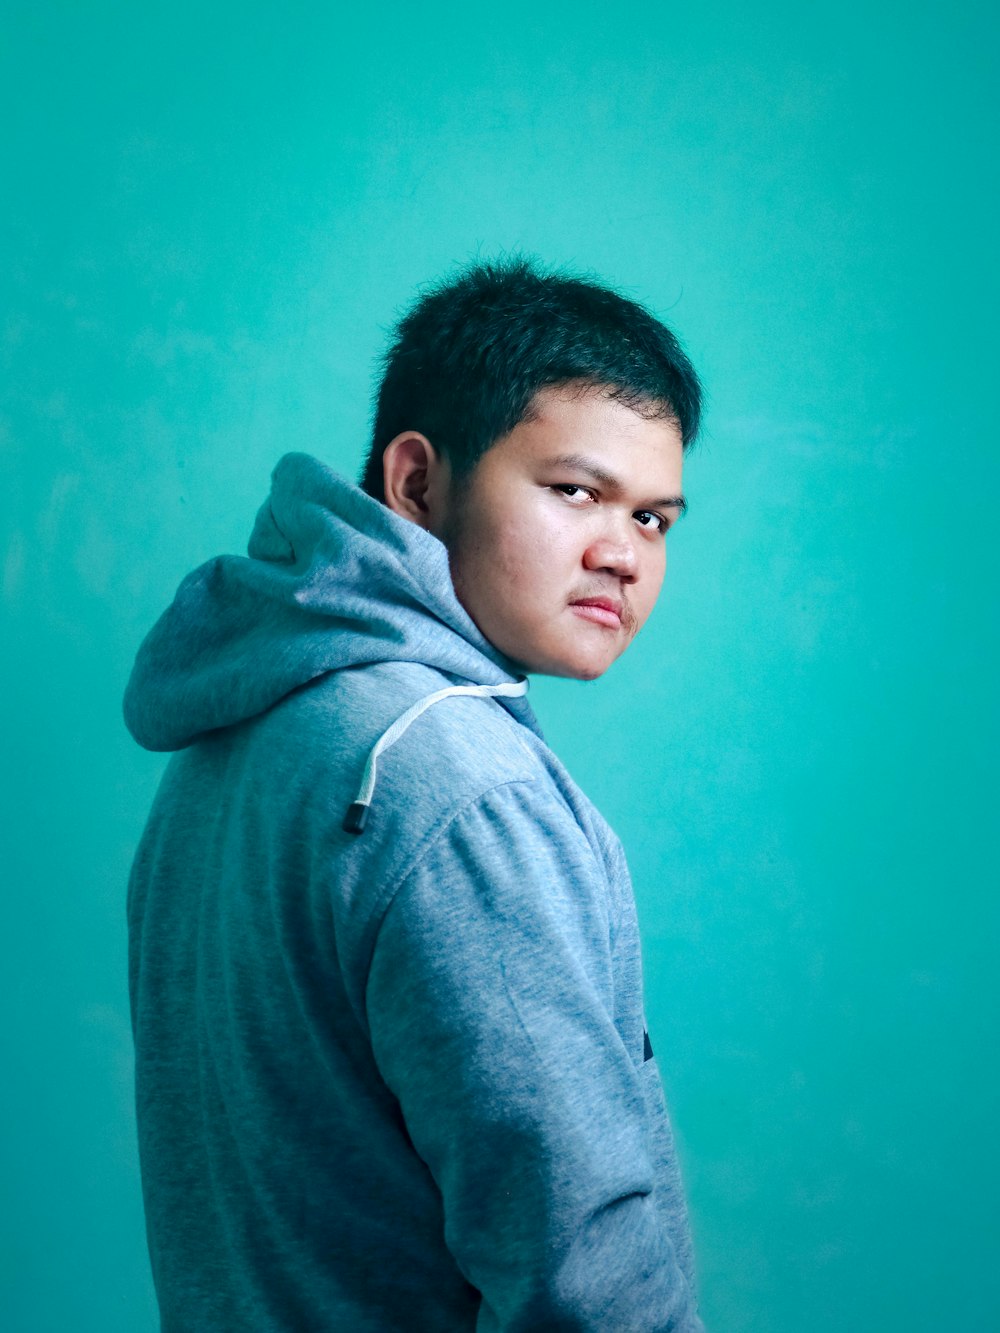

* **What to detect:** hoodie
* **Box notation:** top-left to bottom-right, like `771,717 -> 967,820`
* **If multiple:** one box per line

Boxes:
125,452 -> 703,1332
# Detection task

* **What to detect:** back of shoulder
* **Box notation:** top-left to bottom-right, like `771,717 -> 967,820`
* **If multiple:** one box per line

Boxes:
256,661 -> 544,833
238,663 -> 624,1013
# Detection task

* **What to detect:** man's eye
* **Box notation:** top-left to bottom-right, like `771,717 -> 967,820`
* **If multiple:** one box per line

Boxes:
553,484 -> 593,502
634,510 -> 668,533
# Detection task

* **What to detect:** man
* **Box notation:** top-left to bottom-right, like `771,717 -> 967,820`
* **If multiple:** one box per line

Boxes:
125,257 -> 705,1331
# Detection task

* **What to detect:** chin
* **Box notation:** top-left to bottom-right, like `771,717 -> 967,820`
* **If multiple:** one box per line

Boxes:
529,650 -> 616,682
571,660 -> 612,682
503,631 -> 620,681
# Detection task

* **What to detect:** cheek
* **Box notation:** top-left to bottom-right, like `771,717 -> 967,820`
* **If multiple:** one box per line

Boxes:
499,529 -> 559,585
634,556 -> 666,625
488,507 -> 568,590
449,512 -> 536,620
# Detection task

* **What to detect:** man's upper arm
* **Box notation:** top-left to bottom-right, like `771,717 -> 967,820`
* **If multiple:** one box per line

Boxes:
364,779 -> 698,1332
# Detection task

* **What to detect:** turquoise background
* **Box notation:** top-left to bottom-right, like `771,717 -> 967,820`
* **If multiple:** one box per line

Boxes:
3,2 -> 997,1329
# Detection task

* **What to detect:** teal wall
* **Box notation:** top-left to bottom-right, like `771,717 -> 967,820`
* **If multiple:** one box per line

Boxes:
3,3 -> 996,1329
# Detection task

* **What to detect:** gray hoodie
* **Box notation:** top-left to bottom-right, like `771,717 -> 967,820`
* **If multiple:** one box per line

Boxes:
125,452 -> 703,1332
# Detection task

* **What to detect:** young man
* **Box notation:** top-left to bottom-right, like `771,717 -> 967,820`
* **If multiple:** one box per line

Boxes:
125,257 -> 705,1331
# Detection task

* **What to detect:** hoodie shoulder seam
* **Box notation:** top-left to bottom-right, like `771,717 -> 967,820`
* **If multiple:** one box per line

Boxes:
359,775 -> 554,1006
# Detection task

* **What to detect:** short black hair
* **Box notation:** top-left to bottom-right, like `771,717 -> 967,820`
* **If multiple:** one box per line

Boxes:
360,255 -> 702,501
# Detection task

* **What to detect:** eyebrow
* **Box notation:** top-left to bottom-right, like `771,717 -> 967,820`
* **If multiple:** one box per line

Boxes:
542,452 -> 688,514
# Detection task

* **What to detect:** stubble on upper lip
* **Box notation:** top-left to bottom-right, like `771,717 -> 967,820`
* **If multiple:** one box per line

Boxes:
569,594 -> 638,636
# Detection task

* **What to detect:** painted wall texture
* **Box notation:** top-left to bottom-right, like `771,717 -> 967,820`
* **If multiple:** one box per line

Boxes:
3,2 -> 996,1329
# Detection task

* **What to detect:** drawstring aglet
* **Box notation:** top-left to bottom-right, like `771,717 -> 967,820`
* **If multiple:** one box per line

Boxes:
343,803 -> 370,835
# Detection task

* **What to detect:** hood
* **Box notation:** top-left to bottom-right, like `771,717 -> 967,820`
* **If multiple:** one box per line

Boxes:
124,452 -> 539,751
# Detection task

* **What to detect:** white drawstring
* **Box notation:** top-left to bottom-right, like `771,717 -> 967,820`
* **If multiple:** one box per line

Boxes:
343,680 -> 529,833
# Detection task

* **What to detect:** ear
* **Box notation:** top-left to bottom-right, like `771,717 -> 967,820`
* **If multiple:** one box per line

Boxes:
382,431 -> 449,531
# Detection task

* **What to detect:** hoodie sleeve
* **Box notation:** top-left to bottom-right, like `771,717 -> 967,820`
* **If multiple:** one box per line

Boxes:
364,780 -> 702,1333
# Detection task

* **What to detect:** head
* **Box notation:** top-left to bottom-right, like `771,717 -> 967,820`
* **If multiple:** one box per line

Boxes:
361,257 -> 701,680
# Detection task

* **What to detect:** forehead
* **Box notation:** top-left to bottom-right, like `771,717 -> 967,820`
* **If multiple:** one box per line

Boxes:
498,384 -> 684,487
524,382 -> 674,431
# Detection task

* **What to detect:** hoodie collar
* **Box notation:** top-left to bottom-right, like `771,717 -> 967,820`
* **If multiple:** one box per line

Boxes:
124,453 -> 539,751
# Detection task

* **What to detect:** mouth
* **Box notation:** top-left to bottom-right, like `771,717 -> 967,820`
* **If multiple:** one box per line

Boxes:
569,597 -> 625,630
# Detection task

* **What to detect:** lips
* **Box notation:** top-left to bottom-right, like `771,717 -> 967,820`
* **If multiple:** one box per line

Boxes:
569,597 -> 624,629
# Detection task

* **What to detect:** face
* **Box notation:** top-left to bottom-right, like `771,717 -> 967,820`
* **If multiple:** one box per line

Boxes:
434,384 -> 686,680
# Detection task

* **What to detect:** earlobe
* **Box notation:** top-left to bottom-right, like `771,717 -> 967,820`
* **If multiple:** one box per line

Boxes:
381,432 -> 441,529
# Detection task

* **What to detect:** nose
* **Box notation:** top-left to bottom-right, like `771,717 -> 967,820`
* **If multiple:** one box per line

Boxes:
582,525 -> 639,583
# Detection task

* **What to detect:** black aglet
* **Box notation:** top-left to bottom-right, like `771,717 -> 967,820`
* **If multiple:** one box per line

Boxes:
343,802 -> 369,835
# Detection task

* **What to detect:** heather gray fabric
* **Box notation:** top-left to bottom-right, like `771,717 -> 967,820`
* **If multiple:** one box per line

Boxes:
125,452 -> 703,1331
